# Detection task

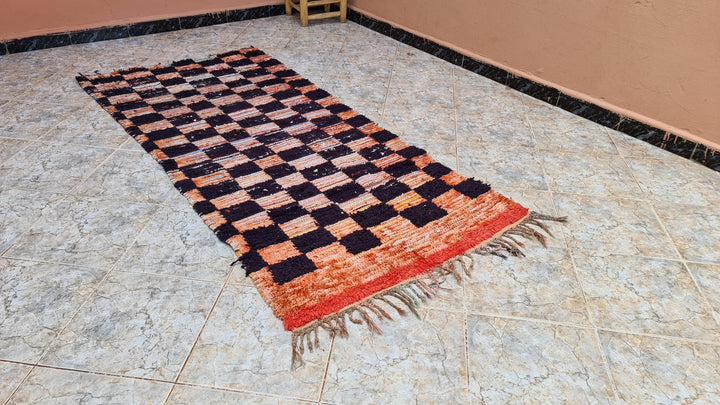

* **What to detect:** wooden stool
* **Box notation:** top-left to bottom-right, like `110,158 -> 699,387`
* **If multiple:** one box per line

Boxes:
285,0 -> 347,27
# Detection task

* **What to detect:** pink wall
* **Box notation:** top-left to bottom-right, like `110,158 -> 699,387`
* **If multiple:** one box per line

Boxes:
350,0 -> 720,149
0,0 -> 282,40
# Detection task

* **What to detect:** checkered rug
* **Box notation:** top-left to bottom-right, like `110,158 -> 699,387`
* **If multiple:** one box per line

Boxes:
77,47 -> 564,367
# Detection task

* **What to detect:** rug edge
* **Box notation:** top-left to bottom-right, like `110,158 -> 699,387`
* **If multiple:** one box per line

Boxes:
289,211 -> 567,369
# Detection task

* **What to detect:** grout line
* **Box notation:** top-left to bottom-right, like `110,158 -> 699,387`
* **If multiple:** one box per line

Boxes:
2,363 -> 35,405
451,66 -> 460,172
163,263 -> 241,403
645,202 -> 719,330
316,334 -> 335,403
462,312 -> 471,405
592,327 -> 620,401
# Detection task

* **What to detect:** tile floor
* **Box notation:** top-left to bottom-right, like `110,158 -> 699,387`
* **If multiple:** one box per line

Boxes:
1,15 -> 720,404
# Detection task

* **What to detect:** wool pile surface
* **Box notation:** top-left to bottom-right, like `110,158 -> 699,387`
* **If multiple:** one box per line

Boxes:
77,47 -> 564,367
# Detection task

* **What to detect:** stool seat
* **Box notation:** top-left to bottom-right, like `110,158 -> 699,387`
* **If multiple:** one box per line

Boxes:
285,0 -> 347,27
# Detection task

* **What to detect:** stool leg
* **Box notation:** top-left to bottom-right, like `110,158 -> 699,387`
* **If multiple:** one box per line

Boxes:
324,4 -> 330,12
339,0 -> 347,22
300,0 -> 309,26
285,0 -> 292,15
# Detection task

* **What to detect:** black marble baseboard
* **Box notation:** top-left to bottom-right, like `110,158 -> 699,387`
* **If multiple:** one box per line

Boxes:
0,5 -> 717,171
346,9 -> 719,172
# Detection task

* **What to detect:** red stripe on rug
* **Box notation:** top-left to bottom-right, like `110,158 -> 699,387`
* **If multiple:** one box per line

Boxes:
282,202 -> 529,330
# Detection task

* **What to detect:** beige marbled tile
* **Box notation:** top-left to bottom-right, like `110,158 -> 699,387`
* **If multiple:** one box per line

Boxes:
0,138 -> 29,163
453,66 -> 499,87
385,85 -> 454,109
626,156 -> 720,206
0,55 -> 57,98
687,262 -> 720,325
456,112 -> 536,147
178,284 -> 328,400
167,385 -> 313,405
322,309 -> 467,405
523,100 -> 617,155
468,316 -> 614,404
554,193 -> 678,258
8,367 -> 172,405
41,103 -> 128,148
465,247 -> 589,324
0,188 -> 63,254
0,101 -> 80,140
540,151 -> 644,198
607,128 -> 685,160
0,258 -> 106,363
455,83 -> 526,116
229,29 -> 296,50
382,105 -> 456,144
40,272 -> 220,380
73,150 -> 173,204
390,67 -> 454,92
0,142 -> 113,194
333,54 -> 395,78
322,75 -> 389,106
19,72 -> 89,107
573,253 -> 719,341
653,202 -> 720,264
0,361 -> 32,402
457,142 -> 548,190
5,196 -> 160,269
600,331 -> 720,404
249,15 -> 301,32
119,136 -> 146,152
114,204 -> 236,282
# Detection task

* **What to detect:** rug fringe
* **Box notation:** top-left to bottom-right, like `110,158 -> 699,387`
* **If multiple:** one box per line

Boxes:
290,211 -> 566,369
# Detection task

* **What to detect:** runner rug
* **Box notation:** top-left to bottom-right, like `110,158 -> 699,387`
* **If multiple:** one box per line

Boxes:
76,47 -> 565,368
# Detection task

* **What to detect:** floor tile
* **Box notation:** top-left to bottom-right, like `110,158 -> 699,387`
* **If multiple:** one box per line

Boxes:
0,138 -> 29,163
467,316 -> 615,403
0,101 -> 79,140
40,103 -> 128,148
626,156 -> 720,206
167,385 -> 313,405
114,204 -> 236,282
5,196 -> 159,269
0,142 -> 113,193
573,253 -> 719,340
653,202 -> 720,264
322,309 -> 467,405
541,151 -> 644,198
19,72 -> 89,107
524,98 -> 617,155
40,272 -> 220,380
385,85 -> 453,110
600,331 -> 720,403
456,112 -> 536,147
455,83 -> 526,117
554,193 -> 678,258
465,247 -> 589,324
0,188 -> 63,254
687,262 -> 720,324
0,258 -> 106,363
7,367 -> 172,405
457,142 -> 548,190
178,284 -> 328,401
73,150 -> 174,204
0,361 -> 32,402
382,105 -> 456,144
607,128 -> 683,160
